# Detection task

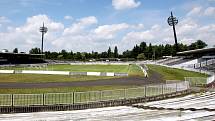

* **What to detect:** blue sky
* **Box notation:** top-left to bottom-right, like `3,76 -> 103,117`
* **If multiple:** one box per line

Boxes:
0,0 -> 215,53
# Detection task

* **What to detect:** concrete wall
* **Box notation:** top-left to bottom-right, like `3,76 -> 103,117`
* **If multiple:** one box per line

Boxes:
114,73 -> 128,76
87,72 -> 101,76
22,70 -> 70,75
0,70 -> 14,74
69,72 -> 87,76
70,62 -> 130,65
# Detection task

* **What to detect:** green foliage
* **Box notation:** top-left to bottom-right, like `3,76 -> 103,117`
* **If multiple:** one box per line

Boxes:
13,48 -> 18,53
107,46 -> 112,58
188,40 -> 207,50
114,46 -> 118,58
137,53 -> 146,60
34,40 -> 208,61
29,47 -> 41,54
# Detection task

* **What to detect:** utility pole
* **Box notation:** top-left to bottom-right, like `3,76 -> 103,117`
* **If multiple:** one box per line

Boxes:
39,22 -> 48,54
168,12 -> 179,53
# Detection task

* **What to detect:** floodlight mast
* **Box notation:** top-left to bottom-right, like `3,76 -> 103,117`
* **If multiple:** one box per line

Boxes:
168,12 -> 179,53
39,22 -> 48,54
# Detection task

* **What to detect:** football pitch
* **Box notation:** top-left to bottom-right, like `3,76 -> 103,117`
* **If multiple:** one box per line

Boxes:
0,64 -> 143,75
1,64 -> 130,72
0,64 -> 144,83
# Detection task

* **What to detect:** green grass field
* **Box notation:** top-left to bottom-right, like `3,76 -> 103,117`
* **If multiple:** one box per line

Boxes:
1,64 -> 130,72
0,64 -> 143,75
0,64 -> 143,83
0,74 -> 118,83
147,64 -> 208,81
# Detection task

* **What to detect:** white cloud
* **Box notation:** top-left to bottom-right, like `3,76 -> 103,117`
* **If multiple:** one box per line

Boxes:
94,23 -> 144,39
204,7 -> 215,16
0,12 -> 215,53
63,16 -> 97,35
118,16 -> 215,51
0,16 -> 10,23
119,25 -> 169,50
52,21 -> 145,52
187,6 -> 202,16
95,23 -> 129,39
177,18 -> 198,35
0,14 -> 64,52
64,15 -> 73,20
122,31 -> 154,43
112,0 -> 141,10
186,6 -> 215,18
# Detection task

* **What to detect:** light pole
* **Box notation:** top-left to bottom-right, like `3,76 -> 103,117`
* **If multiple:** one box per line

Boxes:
39,22 -> 48,54
168,12 -> 179,53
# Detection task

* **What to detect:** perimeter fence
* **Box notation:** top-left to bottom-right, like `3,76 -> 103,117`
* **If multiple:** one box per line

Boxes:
0,81 -> 189,107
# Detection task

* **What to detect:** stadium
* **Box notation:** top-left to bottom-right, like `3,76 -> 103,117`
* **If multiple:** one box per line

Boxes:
0,45 -> 214,120
0,0 -> 215,121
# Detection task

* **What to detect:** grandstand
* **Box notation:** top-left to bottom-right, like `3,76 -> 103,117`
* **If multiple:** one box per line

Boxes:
154,47 -> 215,70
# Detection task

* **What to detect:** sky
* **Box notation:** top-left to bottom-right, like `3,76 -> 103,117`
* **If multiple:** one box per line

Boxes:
0,0 -> 215,53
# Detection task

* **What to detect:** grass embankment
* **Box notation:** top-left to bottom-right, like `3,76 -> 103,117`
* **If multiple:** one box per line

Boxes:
147,64 -> 208,81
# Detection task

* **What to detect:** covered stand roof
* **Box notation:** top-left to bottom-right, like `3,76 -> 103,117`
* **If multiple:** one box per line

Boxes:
177,47 -> 215,56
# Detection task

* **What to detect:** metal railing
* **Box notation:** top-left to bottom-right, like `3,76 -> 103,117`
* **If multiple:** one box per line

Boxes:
0,81 -> 189,107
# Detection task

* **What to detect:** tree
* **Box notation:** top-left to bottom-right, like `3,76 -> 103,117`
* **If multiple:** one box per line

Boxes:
189,40 -> 207,50
146,43 -> 153,59
29,48 -> 41,54
140,41 -> 147,52
131,45 -> 141,58
163,44 -> 172,56
60,49 -> 68,59
74,52 -> 82,60
137,53 -> 146,60
114,46 -> 118,58
13,48 -> 18,53
196,40 -> 207,49
189,43 -> 197,50
100,51 -> 107,58
122,50 -> 132,58
107,47 -> 112,58
81,52 -> 86,61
